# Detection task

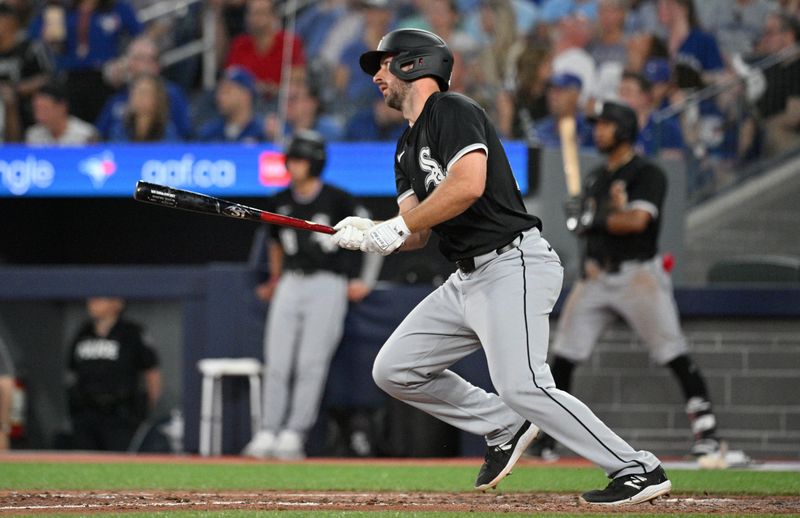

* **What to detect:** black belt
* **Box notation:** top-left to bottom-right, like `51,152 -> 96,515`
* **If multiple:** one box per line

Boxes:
456,235 -> 522,273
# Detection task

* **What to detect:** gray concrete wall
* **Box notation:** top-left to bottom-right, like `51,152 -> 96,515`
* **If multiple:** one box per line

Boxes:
558,318 -> 800,458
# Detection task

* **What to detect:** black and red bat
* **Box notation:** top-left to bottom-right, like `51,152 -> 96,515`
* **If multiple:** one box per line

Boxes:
133,181 -> 335,235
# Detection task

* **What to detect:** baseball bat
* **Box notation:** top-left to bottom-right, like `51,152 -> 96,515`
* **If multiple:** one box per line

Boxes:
133,181 -> 336,235
558,116 -> 581,197
558,116 -> 582,231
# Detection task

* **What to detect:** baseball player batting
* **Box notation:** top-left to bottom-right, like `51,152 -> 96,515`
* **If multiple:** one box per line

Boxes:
330,29 -> 671,505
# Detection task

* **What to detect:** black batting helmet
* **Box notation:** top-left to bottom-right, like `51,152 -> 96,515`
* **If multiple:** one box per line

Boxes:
285,129 -> 326,177
588,100 -> 639,144
359,28 -> 454,91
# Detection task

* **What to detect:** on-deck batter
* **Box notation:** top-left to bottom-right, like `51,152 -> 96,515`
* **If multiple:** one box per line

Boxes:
243,130 -> 381,460
331,28 -> 672,505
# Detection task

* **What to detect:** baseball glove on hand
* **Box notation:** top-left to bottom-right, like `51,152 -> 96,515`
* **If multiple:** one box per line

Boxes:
331,216 -> 375,250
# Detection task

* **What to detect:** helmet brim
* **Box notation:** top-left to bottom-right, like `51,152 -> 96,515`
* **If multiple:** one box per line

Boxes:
359,50 -> 391,76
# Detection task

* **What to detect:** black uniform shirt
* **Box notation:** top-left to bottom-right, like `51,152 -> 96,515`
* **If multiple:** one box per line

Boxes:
68,320 -> 158,408
584,155 -> 666,266
394,92 -> 540,261
266,183 -> 362,276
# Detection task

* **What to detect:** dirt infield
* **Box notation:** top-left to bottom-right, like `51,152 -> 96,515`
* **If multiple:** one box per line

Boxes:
2,453 -> 799,515
1,489 -> 800,515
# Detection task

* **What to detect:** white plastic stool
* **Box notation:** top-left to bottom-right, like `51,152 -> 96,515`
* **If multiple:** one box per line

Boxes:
197,357 -> 262,456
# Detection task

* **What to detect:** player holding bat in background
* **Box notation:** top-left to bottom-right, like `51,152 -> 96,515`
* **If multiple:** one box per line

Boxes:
528,100 -> 729,464
242,130 -> 382,460
331,29 -> 672,505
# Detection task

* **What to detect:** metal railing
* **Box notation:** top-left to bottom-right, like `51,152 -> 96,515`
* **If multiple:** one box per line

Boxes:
137,0 -> 216,90
650,45 -> 800,205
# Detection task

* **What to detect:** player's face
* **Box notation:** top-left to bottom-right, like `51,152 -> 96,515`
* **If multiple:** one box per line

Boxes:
286,157 -> 311,183
374,55 -> 411,111
593,119 -> 619,153
87,297 -> 125,321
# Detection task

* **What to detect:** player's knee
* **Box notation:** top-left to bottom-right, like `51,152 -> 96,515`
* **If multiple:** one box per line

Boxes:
371,354 -> 398,394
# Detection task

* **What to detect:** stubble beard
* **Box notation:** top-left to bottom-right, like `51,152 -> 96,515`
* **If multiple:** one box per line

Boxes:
385,81 -> 411,111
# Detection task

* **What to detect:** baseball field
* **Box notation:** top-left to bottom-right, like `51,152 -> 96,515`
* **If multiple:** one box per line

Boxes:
1,453 -> 799,516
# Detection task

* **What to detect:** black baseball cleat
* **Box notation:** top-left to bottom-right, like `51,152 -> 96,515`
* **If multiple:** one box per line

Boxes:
474,421 -> 538,491
580,465 -> 672,505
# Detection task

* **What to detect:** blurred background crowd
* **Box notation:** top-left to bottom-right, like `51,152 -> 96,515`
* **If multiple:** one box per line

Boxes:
1,0 -> 800,199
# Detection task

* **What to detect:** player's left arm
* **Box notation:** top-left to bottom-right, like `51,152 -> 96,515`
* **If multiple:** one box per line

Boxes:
605,166 -> 665,235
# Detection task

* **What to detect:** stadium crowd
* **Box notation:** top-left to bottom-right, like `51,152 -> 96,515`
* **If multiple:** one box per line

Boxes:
1,0 -> 800,185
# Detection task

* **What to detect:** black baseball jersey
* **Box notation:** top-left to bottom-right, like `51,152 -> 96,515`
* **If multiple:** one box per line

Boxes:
583,155 -> 666,266
266,184 -> 363,276
394,92 -> 540,261
68,319 -> 158,410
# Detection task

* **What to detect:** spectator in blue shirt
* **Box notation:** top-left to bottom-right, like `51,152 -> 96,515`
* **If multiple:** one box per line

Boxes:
531,72 -> 594,148
659,0 -> 725,83
198,66 -> 265,143
30,0 -> 143,123
96,36 -> 193,140
618,71 -> 684,160
107,74 -> 179,142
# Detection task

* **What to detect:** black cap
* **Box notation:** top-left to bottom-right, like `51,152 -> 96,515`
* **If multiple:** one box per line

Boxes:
37,82 -> 69,103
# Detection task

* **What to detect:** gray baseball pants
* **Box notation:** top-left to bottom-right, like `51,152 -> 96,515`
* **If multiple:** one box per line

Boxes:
372,228 -> 660,477
261,271 -> 348,434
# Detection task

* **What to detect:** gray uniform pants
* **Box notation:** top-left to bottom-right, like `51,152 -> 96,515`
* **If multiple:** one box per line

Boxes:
553,257 -> 688,365
261,271 -> 348,434
373,228 -> 660,477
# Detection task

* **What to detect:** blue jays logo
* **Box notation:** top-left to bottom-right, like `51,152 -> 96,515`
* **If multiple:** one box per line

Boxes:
419,147 -> 446,191
79,151 -> 117,188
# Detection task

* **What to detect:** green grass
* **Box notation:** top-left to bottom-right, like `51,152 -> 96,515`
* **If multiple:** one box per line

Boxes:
26,514 -> 800,518
2,462 -> 799,495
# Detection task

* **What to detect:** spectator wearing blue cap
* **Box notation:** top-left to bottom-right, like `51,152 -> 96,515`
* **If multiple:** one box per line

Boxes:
198,66 -> 265,143
531,72 -> 595,148
618,71 -> 683,160
642,58 -> 673,110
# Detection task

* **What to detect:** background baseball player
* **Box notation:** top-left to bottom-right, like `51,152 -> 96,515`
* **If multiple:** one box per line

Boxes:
66,297 -> 162,451
243,130 -> 382,459
331,28 -> 671,505
528,101 -> 722,461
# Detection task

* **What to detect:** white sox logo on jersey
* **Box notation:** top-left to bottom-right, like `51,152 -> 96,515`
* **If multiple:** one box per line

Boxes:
419,147 -> 446,191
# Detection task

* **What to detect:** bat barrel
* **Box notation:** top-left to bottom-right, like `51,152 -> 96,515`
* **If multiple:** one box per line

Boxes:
134,181 -> 336,234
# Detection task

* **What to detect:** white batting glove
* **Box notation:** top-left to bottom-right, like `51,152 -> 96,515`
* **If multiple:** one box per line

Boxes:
331,216 -> 375,250
334,216 -> 375,231
362,215 -> 411,256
